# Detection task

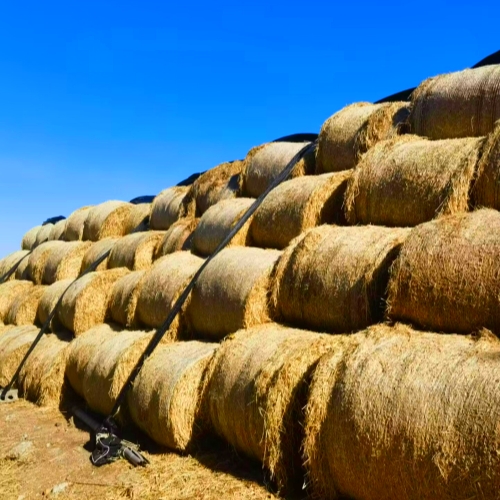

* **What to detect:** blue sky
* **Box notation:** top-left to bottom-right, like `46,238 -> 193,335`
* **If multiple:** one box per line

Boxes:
0,0 -> 498,256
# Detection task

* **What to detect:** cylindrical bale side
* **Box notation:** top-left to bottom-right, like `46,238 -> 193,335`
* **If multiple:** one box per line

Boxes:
0,250 -> 30,281
25,241 -> 67,284
251,172 -> 350,249
80,238 -> 118,273
83,201 -> 135,241
42,241 -> 92,284
186,247 -> 280,340
127,203 -> 151,233
21,226 -> 42,250
108,231 -> 165,270
154,218 -> 198,258
149,187 -> 189,230
37,279 -> 73,333
109,270 -> 146,328
6,285 -> 46,326
47,219 -> 67,241
33,224 -> 54,248
62,206 -> 93,241
273,225 -> 409,333
0,281 -> 34,323
345,135 -> 484,226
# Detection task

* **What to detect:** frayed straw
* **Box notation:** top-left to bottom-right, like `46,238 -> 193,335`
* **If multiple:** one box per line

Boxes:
42,241 -> 92,284
25,241 -> 67,284
108,231 -> 165,270
37,279 -> 73,333
0,281 -> 34,323
83,201 -> 136,241
0,251 -> 29,281
154,218 -> 198,258
109,270 -> 146,328
150,187 -> 189,230
6,285 -> 46,326
80,237 -> 118,273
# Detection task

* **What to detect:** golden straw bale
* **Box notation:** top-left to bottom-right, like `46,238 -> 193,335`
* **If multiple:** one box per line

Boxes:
108,231 -> 165,270
47,219 -> 67,241
109,270 -> 146,328
136,252 -> 204,335
42,241 -> 92,284
25,241 -> 67,284
33,224 -> 54,248
304,323 -> 500,500
473,125 -> 500,209
80,237 -> 118,273
57,268 -> 129,335
127,203 -> 151,232
0,281 -> 34,323
154,218 -> 198,258
37,279 -> 73,332
345,135 -> 483,226
251,172 -> 350,249
21,226 -> 42,250
14,256 -> 30,280
82,200 -> 136,241
150,187 -> 189,230
6,285 -> 46,326
62,206 -> 93,241
186,247 -> 280,340
0,250 -> 29,281
410,65 -> 500,139
273,225 -> 409,333
128,341 -> 217,452
192,198 -> 255,257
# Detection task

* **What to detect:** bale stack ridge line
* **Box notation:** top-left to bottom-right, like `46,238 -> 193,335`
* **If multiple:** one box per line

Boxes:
0,251 -> 30,282
21,226 -> 42,250
37,279 -> 73,333
109,270 -> 146,328
6,285 -> 46,326
345,135 -> 484,227
304,323 -> 500,500
80,237 -> 118,273
25,241 -> 67,284
154,218 -> 198,258
63,206 -> 93,241
42,241 -> 92,284
83,201 -> 136,241
149,187 -> 189,230
0,281 -> 34,324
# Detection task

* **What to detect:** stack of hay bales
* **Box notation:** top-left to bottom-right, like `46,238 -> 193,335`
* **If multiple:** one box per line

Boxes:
5,285 -> 46,326
80,237 -> 118,272
154,218 -> 198,258
82,201 -> 139,241
0,251 -> 29,281
0,281 -> 34,324
37,279 -> 73,332
107,231 -> 165,270
25,241 -> 67,284
63,206 -> 93,241
150,187 -> 189,230
109,271 -> 146,328
42,241 -> 92,284
21,226 -> 43,250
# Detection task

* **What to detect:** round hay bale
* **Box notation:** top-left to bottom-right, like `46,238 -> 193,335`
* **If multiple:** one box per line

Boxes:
41,241 -> 92,284
345,135 -> 484,226
316,101 -> 409,173
251,172 -> 350,249
65,323 -> 120,397
25,241 -> 67,284
272,225 -> 409,333
6,285 -> 46,326
18,334 -> 70,406
62,206 -> 93,241
0,281 -> 34,323
186,247 -> 280,340
14,254 -> 30,280
241,142 -> 314,198
82,330 -> 153,417
409,65 -> 500,139
192,198 -> 255,257
304,323 -> 500,500
83,201 -> 136,241
0,250 -> 30,281
128,341 -> 217,452
107,231 -> 165,271
21,226 -> 42,250
136,252 -> 204,336
33,224 -> 54,248
37,279 -> 73,333
80,237 -> 118,273
387,208 -> 500,334
127,203 -> 150,232
150,187 -> 189,230
154,218 -> 198,258
109,270 -> 146,328
57,268 -> 129,335
47,219 -> 67,241
207,324 -> 360,493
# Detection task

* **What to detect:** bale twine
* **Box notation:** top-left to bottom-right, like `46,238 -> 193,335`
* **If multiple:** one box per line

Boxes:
273,225 -> 409,333
128,341 -> 217,452
251,172 -> 350,249
41,241 -> 92,284
18,334 -> 70,406
57,268 -> 129,335
21,225 -> 42,250
62,206 -> 93,241
37,279 -> 73,333
107,231 -> 165,270
345,135 -> 484,226
304,323 -> 500,500
25,241 -> 67,284
80,237 -> 118,273
5,285 -> 46,326
240,142 -> 314,198
186,247 -> 280,340
83,201 -> 136,241
0,250 -> 29,281
154,218 -> 198,258
183,161 -> 243,217
65,324 -> 120,397
0,281 -> 34,323
109,271 -> 146,328
150,187 -> 189,230
192,198 -> 255,257
409,65 -> 500,139
387,208 -> 500,334
33,224 -> 54,248
82,330 -> 152,417
47,219 -> 67,241
136,252 -> 204,336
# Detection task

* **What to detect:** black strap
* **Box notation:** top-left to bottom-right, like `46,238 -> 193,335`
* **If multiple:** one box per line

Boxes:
0,252 -> 31,285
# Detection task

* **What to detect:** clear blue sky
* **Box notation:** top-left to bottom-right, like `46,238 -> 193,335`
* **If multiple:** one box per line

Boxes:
0,0 -> 498,256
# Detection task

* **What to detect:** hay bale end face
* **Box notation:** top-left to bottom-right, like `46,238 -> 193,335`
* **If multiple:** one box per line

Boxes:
80,237 -> 118,273
25,241 -> 67,284
63,206 -> 93,241
109,270 -> 146,328
82,200 -> 136,241
251,172 -> 350,249
42,241 -> 92,284
273,225 -> 409,333
154,218 -> 198,258
37,279 -> 73,333
150,187 -> 189,230
187,247 -> 280,340
410,65 -> 500,139
0,251 -> 30,282
345,135 -> 483,226
0,281 -> 34,323
6,285 -> 46,326
21,226 -> 42,250
128,341 -> 217,452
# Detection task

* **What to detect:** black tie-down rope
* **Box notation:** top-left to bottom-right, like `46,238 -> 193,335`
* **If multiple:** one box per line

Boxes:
0,251 -> 33,285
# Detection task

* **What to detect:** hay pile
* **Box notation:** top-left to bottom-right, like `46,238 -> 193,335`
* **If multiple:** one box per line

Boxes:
304,323 -> 500,500
241,142 -> 314,197
47,219 -> 66,241
63,206 -> 93,241
42,241 -> 92,284
387,208 -> 500,334
136,252 -> 203,336
21,226 -> 42,250
109,271 -> 146,328
107,231 -> 165,270
410,65 -> 500,139
187,247 -> 280,340
345,135 -> 483,226
0,281 -> 34,323
0,250 -> 29,281
251,172 -> 350,249
154,218 -> 198,258
37,279 -> 73,332
473,125 -> 500,209
33,224 -> 54,248
128,341 -> 217,452
18,334 -> 70,406
192,198 -> 255,256
6,285 -> 46,326
83,201 -> 138,241
25,241 -> 67,284
80,237 -> 118,273
316,101 -> 409,173
150,187 -> 189,230
273,225 -> 409,332
57,268 -> 129,335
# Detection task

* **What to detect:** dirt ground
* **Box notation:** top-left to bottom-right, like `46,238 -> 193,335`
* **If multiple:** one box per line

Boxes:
0,400 -> 280,500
